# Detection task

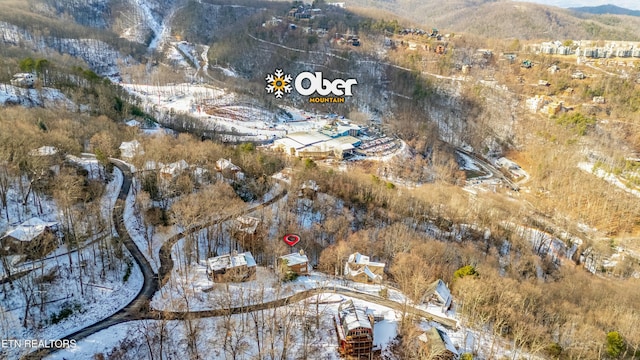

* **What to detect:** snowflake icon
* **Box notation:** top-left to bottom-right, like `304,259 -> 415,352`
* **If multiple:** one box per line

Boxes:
265,69 -> 292,99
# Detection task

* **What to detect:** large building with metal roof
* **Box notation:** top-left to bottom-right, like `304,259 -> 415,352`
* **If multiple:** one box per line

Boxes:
273,131 -> 361,159
334,300 -> 374,359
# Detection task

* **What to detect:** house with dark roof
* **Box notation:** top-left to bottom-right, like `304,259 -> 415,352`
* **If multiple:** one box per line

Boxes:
334,300 -> 374,359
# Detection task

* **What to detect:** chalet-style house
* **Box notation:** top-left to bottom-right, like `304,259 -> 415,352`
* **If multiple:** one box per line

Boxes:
417,327 -> 459,360
206,251 -> 256,282
1,218 -> 60,256
215,158 -> 244,181
234,216 -> 260,235
118,140 -> 143,160
421,279 -> 453,312
344,252 -> 385,284
334,300 -> 374,359
279,250 -> 310,276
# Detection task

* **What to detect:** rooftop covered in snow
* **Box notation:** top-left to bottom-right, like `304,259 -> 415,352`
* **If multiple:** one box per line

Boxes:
207,251 -> 257,272
348,252 -> 385,268
279,251 -> 309,267
2,218 -> 58,242
338,299 -> 373,332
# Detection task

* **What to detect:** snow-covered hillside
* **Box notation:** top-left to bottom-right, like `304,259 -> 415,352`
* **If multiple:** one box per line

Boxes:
0,84 -> 75,109
0,21 -> 126,78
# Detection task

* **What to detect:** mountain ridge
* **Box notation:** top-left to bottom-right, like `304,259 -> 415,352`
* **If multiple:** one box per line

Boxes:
569,4 -> 640,17
346,0 -> 640,40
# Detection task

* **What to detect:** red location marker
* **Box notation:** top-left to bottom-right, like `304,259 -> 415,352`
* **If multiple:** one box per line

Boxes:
283,234 -> 300,247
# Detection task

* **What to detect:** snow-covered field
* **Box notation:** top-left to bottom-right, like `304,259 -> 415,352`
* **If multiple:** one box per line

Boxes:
121,82 -> 345,141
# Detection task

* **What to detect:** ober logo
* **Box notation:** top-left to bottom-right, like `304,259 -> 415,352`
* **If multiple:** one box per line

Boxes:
294,72 -> 357,97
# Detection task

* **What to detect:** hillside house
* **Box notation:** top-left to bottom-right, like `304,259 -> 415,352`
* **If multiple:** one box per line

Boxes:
160,160 -> 189,179
1,218 -> 60,256
119,140 -> 143,160
234,216 -> 260,235
421,279 -> 453,311
344,252 -> 385,284
279,250 -> 310,276
298,179 -> 320,199
417,327 -> 459,360
10,73 -> 35,87
29,146 -> 58,157
28,146 -> 62,175
215,158 -> 244,181
206,251 -> 257,282
125,119 -> 141,128
230,216 -> 261,253
334,300 -> 374,359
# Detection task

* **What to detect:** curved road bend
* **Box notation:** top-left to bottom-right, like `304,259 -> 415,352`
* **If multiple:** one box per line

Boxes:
23,161 -> 158,360
25,165 -> 455,359
157,186 -> 288,288
147,287 -> 457,329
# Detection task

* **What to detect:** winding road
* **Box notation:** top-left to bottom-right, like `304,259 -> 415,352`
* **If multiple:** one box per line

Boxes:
24,160 -> 456,360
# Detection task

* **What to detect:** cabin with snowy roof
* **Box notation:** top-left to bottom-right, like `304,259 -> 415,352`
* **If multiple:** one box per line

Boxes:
1,218 -> 60,256
11,73 -> 35,87
206,251 -> 257,282
118,140 -> 143,160
160,160 -> 189,179
334,300 -> 374,359
421,279 -> 453,311
417,327 -> 459,360
344,252 -> 385,284
279,250 -> 310,276
215,158 -> 244,181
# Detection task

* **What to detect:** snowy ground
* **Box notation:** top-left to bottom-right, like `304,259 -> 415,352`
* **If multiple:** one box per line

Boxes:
121,83 -> 348,141
47,294 -> 401,360
123,183 -> 178,272
0,84 -> 75,109
578,161 -> 640,198
1,242 -> 143,360
1,163 -> 120,277
0,176 -> 58,242
0,167 -> 144,359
